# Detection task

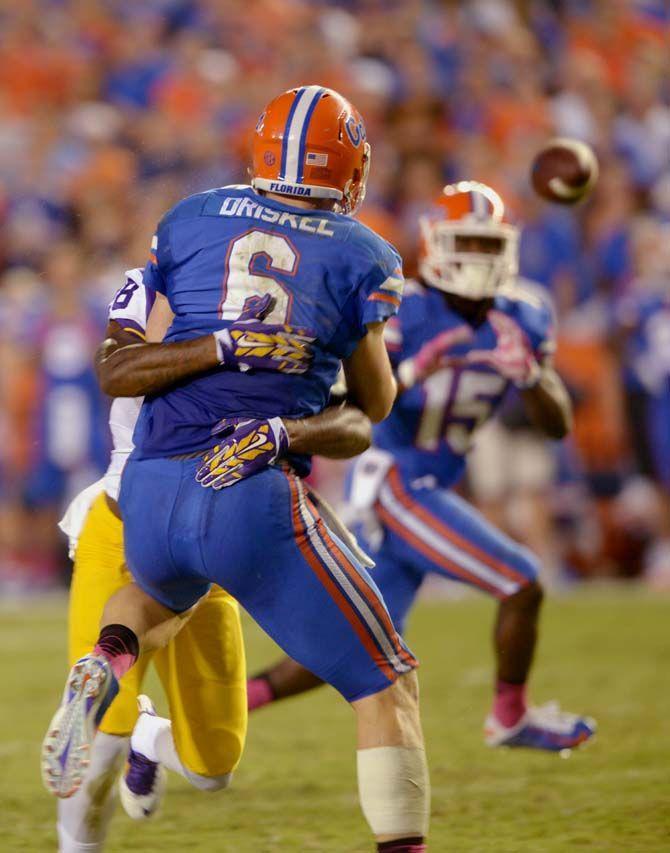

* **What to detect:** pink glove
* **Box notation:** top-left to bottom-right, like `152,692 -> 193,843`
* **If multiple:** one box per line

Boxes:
397,324 -> 474,388
465,310 -> 541,388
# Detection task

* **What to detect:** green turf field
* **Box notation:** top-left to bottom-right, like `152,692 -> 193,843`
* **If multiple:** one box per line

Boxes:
1,587 -> 668,852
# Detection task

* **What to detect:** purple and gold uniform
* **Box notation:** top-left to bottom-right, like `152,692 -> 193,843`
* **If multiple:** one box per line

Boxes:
62,271 -> 247,778
121,185 -> 416,702
347,279 -> 555,630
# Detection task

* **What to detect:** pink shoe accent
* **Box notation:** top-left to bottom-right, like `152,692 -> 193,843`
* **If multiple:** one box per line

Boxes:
93,645 -> 135,681
247,678 -> 274,711
493,679 -> 527,728
378,843 -> 426,852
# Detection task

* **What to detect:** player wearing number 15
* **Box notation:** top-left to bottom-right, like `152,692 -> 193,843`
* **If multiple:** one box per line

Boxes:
249,182 -> 597,753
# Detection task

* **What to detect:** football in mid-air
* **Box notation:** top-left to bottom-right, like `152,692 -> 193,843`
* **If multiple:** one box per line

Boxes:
530,138 -> 598,204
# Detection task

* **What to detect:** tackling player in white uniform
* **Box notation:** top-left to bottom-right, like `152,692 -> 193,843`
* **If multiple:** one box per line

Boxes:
50,268 -> 375,851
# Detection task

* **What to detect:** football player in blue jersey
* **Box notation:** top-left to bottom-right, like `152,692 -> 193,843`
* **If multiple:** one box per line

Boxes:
43,87 -> 430,853
246,181 -> 597,753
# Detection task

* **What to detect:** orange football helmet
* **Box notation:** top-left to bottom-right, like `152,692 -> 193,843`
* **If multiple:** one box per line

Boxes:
419,181 -> 518,300
251,86 -> 370,215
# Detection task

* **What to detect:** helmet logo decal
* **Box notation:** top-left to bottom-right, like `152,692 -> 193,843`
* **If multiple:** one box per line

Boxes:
344,116 -> 366,148
264,151 -> 276,166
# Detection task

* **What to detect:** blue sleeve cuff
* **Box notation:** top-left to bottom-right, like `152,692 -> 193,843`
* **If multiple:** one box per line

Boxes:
361,293 -> 401,328
142,260 -> 166,295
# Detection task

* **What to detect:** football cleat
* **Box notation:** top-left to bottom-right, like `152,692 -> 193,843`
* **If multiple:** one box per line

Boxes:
41,654 -> 119,798
484,701 -> 596,752
119,695 -> 167,819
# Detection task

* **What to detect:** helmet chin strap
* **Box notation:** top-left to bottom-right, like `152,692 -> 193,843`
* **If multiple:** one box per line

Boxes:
443,292 -> 493,327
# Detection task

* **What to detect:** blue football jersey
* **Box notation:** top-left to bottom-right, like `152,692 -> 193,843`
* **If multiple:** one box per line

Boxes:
374,279 -> 555,487
615,290 -> 670,395
134,185 -> 403,457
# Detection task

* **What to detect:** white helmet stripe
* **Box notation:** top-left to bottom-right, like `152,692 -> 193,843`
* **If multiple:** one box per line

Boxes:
471,189 -> 488,218
283,86 -> 324,183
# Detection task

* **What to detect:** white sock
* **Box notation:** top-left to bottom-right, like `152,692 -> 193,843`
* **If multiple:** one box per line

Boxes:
131,713 -> 232,792
57,732 -> 128,853
131,712 -> 183,773
357,746 -> 430,839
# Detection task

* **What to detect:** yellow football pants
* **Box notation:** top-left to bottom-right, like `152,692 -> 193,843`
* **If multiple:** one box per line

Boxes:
68,492 -> 247,777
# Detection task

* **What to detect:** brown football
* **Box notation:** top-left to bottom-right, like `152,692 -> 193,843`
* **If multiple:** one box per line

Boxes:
531,138 -> 598,204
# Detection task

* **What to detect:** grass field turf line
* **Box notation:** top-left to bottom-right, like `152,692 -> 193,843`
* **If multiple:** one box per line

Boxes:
1,587 -> 668,852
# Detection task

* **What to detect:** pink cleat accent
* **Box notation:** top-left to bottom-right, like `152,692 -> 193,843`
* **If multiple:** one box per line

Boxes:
492,679 -> 527,728
247,678 -> 274,711
377,839 -> 426,852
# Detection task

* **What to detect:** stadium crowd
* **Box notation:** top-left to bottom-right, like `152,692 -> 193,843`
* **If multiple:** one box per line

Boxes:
0,0 -> 669,591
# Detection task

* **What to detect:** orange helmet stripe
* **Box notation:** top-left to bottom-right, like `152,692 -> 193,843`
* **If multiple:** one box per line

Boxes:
438,192 -> 471,219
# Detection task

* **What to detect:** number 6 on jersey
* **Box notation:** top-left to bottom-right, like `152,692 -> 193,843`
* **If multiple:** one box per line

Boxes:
220,229 -> 297,323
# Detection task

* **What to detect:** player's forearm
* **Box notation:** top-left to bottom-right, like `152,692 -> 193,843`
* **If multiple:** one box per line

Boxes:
285,404 -> 372,458
344,323 -> 397,423
96,336 -> 218,397
521,366 -> 573,440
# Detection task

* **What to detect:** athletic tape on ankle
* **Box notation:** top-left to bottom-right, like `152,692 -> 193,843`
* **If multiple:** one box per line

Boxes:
357,746 -> 430,838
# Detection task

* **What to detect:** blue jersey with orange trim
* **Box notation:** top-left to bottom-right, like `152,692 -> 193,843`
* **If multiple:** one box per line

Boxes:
133,184 -> 403,458
374,279 -> 555,487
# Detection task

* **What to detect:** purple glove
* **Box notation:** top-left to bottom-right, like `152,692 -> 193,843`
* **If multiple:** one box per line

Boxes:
195,416 -> 289,489
212,293 -> 315,374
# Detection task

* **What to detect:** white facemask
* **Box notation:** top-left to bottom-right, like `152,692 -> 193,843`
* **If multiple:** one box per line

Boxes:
419,218 -> 519,300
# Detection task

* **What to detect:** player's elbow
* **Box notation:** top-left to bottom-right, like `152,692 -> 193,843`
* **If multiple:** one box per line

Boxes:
546,421 -> 569,440
360,379 -> 397,424
96,340 -> 134,397
97,366 -> 132,398
366,401 -> 392,424
547,402 -> 573,439
348,416 -> 372,454
539,409 -> 571,440
97,367 -> 119,397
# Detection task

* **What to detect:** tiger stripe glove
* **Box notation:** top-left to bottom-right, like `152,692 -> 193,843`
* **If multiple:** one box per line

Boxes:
195,417 -> 289,490
213,293 -> 316,374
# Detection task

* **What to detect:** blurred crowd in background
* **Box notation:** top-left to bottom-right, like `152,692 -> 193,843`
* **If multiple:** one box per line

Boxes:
1,0 -> 669,593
